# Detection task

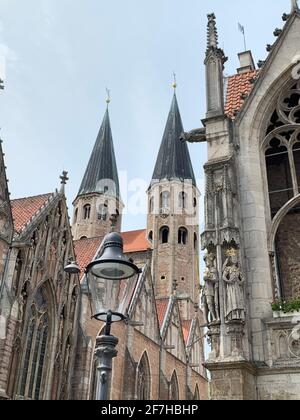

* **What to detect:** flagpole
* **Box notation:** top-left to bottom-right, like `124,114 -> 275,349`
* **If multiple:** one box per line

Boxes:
243,28 -> 247,51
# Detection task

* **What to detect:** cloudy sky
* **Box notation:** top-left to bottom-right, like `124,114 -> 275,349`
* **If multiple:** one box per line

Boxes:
0,0 -> 290,231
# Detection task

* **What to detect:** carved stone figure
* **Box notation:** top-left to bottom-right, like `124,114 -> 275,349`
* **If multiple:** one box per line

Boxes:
223,248 -> 245,322
202,251 -> 219,324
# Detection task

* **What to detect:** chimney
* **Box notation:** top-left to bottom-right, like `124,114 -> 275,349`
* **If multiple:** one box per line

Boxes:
237,50 -> 256,74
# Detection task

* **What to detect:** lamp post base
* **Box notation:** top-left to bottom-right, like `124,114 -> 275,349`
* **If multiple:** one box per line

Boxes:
94,335 -> 119,401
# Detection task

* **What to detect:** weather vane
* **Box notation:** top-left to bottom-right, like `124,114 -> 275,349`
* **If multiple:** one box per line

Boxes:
172,72 -> 177,91
106,88 -> 111,107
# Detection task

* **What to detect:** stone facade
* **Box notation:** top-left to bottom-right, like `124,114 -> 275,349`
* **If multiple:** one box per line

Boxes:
183,4 -> 300,400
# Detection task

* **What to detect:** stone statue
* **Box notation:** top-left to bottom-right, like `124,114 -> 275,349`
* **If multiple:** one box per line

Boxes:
223,248 -> 245,322
202,251 -> 219,324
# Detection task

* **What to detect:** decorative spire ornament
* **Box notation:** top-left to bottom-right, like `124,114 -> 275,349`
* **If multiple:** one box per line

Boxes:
291,0 -> 299,11
105,88 -> 111,108
172,72 -> 177,92
207,13 -> 218,51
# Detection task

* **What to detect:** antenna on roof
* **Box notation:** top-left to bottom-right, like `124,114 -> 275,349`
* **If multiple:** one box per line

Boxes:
238,22 -> 247,51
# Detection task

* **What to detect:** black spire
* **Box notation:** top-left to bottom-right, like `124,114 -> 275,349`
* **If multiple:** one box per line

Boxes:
151,94 -> 196,186
78,109 -> 120,198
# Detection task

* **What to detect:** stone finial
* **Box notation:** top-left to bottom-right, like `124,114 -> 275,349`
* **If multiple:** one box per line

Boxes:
291,0 -> 299,12
206,13 -> 218,51
273,28 -> 282,37
0,79 -> 4,90
60,171 -> 69,192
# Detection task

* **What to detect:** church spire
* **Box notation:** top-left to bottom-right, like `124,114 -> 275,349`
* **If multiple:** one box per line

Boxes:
205,13 -> 227,119
78,108 -> 120,199
151,93 -> 196,186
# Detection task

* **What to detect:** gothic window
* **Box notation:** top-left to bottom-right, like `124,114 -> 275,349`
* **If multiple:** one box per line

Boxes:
137,352 -> 151,400
169,371 -> 179,400
264,80 -> 300,217
179,192 -> 187,209
160,226 -> 169,244
149,197 -> 154,213
74,208 -> 78,224
18,285 -> 51,400
194,384 -> 200,400
160,191 -> 170,209
83,204 -> 91,220
194,233 -> 198,250
98,203 -> 108,221
178,227 -> 188,245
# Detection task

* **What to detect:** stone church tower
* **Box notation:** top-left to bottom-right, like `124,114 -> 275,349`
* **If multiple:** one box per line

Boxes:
147,93 -> 200,320
72,108 -> 123,240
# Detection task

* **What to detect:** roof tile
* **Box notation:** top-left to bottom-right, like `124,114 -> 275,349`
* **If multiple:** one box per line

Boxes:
156,298 -> 170,329
225,70 -> 259,118
11,193 -> 53,233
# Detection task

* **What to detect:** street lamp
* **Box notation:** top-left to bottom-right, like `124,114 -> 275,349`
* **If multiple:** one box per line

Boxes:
64,232 -> 140,400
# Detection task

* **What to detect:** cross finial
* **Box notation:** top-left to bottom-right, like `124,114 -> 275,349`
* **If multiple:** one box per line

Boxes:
172,72 -> 177,91
60,171 -> 69,191
106,88 -> 111,108
291,0 -> 299,11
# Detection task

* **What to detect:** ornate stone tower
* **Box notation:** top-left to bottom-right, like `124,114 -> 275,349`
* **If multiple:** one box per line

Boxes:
72,107 -> 123,240
147,92 -> 200,320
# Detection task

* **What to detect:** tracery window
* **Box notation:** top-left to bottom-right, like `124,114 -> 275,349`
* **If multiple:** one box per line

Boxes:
18,285 -> 50,400
264,80 -> 300,217
137,352 -> 151,400
170,371 -> 179,400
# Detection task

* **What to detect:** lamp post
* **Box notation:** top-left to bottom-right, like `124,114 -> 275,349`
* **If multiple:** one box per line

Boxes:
65,232 -> 140,401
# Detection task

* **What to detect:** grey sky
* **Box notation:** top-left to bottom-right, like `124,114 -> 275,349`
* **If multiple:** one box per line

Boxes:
0,0 -> 289,232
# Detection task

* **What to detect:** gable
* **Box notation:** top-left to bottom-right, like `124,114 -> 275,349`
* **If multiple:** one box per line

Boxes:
162,299 -> 187,363
128,263 -> 160,343
237,12 -> 300,127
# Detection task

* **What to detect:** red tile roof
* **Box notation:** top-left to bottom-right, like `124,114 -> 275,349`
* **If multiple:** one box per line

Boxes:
156,298 -> 170,329
182,320 -> 192,345
74,237 -> 102,274
11,193 -> 53,233
121,229 -> 151,253
225,70 -> 259,118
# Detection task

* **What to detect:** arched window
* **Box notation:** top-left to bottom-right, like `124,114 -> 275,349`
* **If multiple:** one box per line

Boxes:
179,192 -> 187,209
18,285 -> 51,400
83,204 -> 91,220
194,233 -> 198,250
137,352 -> 151,400
160,226 -> 169,244
170,371 -> 179,400
264,80 -> 300,218
149,197 -> 154,213
148,231 -> 153,242
160,191 -> 170,209
194,384 -> 200,400
74,208 -> 78,224
98,203 -> 108,221
193,197 -> 197,208
178,227 -> 188,245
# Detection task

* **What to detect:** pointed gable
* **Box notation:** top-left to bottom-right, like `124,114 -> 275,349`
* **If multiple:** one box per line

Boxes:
11,193 -> 53,233
78,109 -> 120,198
151,94 -> 196,186
128,263 -> 160,343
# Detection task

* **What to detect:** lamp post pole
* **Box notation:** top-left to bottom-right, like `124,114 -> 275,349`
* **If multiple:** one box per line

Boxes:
95,334 -> 119,400
65,232 -> 140,401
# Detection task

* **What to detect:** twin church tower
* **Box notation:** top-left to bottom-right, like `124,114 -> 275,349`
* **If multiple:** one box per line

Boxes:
72,91 -> 200,318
